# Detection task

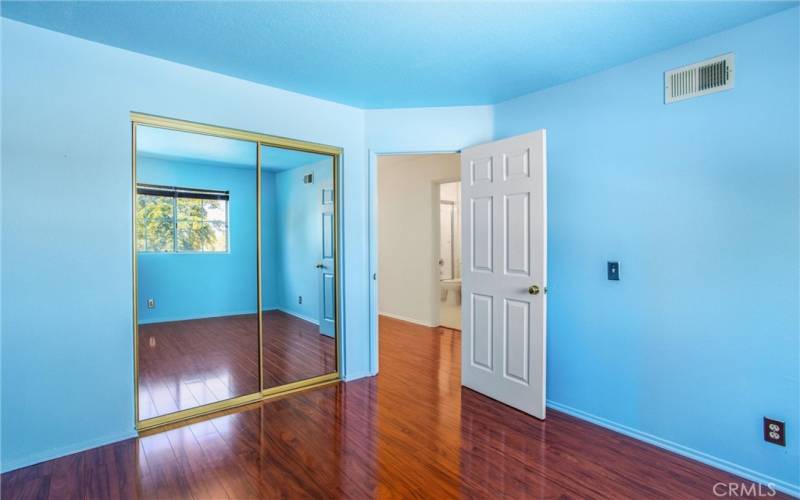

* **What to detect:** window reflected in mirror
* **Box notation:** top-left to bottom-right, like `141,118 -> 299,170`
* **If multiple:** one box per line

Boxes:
135,124 -> 259,420
137,184 -> 230,253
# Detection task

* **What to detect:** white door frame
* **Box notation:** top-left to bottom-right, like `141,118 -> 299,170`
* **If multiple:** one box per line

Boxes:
368,150 -> 459,376
433,178 -> 461,328
439,199 -> 456,281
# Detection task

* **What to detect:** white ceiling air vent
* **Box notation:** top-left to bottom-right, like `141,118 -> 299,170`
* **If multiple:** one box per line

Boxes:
665,53 -> 734,104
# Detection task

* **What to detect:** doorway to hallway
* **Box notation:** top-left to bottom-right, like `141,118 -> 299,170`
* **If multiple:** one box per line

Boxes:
375,153 -> 462,330
370,129 -> 547,420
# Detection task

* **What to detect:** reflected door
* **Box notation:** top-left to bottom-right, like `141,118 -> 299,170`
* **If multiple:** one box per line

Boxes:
319,186 -> 335,337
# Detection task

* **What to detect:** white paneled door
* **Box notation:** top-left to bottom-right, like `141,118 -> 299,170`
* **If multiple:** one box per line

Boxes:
460,130 -> 547,418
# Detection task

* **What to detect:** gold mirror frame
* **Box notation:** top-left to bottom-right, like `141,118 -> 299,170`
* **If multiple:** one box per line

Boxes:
131,112 -> 342,431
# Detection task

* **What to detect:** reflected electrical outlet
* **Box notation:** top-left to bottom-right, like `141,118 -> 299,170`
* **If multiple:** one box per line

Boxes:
147,298 -> 155,309
298,296 -> 303,304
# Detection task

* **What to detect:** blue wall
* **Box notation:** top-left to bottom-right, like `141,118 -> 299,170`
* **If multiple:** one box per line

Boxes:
263,160 -> 333,323
137,155 -> 258,323
493,8 -> 799,493
2,8 -> 797,494
1,18 -> 369,472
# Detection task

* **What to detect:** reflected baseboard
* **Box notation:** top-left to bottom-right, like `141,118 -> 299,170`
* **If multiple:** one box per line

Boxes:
137,308 -> 324,328
138,310 -> 259,325
263,307 -> 320,326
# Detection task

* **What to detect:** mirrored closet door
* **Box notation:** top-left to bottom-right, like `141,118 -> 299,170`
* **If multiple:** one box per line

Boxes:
261,146 -> 337,389
135,124 -> 260,421
133,114 -> 340,429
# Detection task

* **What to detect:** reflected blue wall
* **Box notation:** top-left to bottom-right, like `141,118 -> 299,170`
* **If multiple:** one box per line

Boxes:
136,155 -> 333,326
136,155 -> 258,323
262,160 -> 333,323
262,170 -> 280,310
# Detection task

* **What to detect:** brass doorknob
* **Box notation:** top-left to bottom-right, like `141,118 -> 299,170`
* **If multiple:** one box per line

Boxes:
528,285 -> 540,295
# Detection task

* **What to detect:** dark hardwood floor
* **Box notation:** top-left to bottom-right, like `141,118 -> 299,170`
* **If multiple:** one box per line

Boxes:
139,310 -> 335,420
2,315 -> 785,499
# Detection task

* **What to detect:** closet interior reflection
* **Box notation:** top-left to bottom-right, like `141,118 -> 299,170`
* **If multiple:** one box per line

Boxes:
134,116 -> 339,427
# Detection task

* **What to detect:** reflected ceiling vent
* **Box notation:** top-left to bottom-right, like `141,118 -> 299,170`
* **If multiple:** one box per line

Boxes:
303,173 -> 314,184
665,53 -> 734,104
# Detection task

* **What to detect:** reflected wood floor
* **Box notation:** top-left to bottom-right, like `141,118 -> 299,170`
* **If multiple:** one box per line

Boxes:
139,310 -> 335,420
262,310 -> 336,389
2,316 -> 785,499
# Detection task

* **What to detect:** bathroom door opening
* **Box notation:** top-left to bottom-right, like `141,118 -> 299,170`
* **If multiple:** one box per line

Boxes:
373,153 -> 461,335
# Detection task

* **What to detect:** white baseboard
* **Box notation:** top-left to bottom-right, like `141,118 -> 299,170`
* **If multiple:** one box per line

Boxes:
343,371 -> 374,382
547,400 -> 799,498
1,429 -> 138,473
379,311 -> 437,327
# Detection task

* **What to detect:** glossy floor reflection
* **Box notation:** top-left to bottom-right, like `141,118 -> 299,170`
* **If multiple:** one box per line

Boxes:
138,314 -> 260,420
139,311 -> 335,420
262,310 -> 336,388
2,316 -> 784,499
